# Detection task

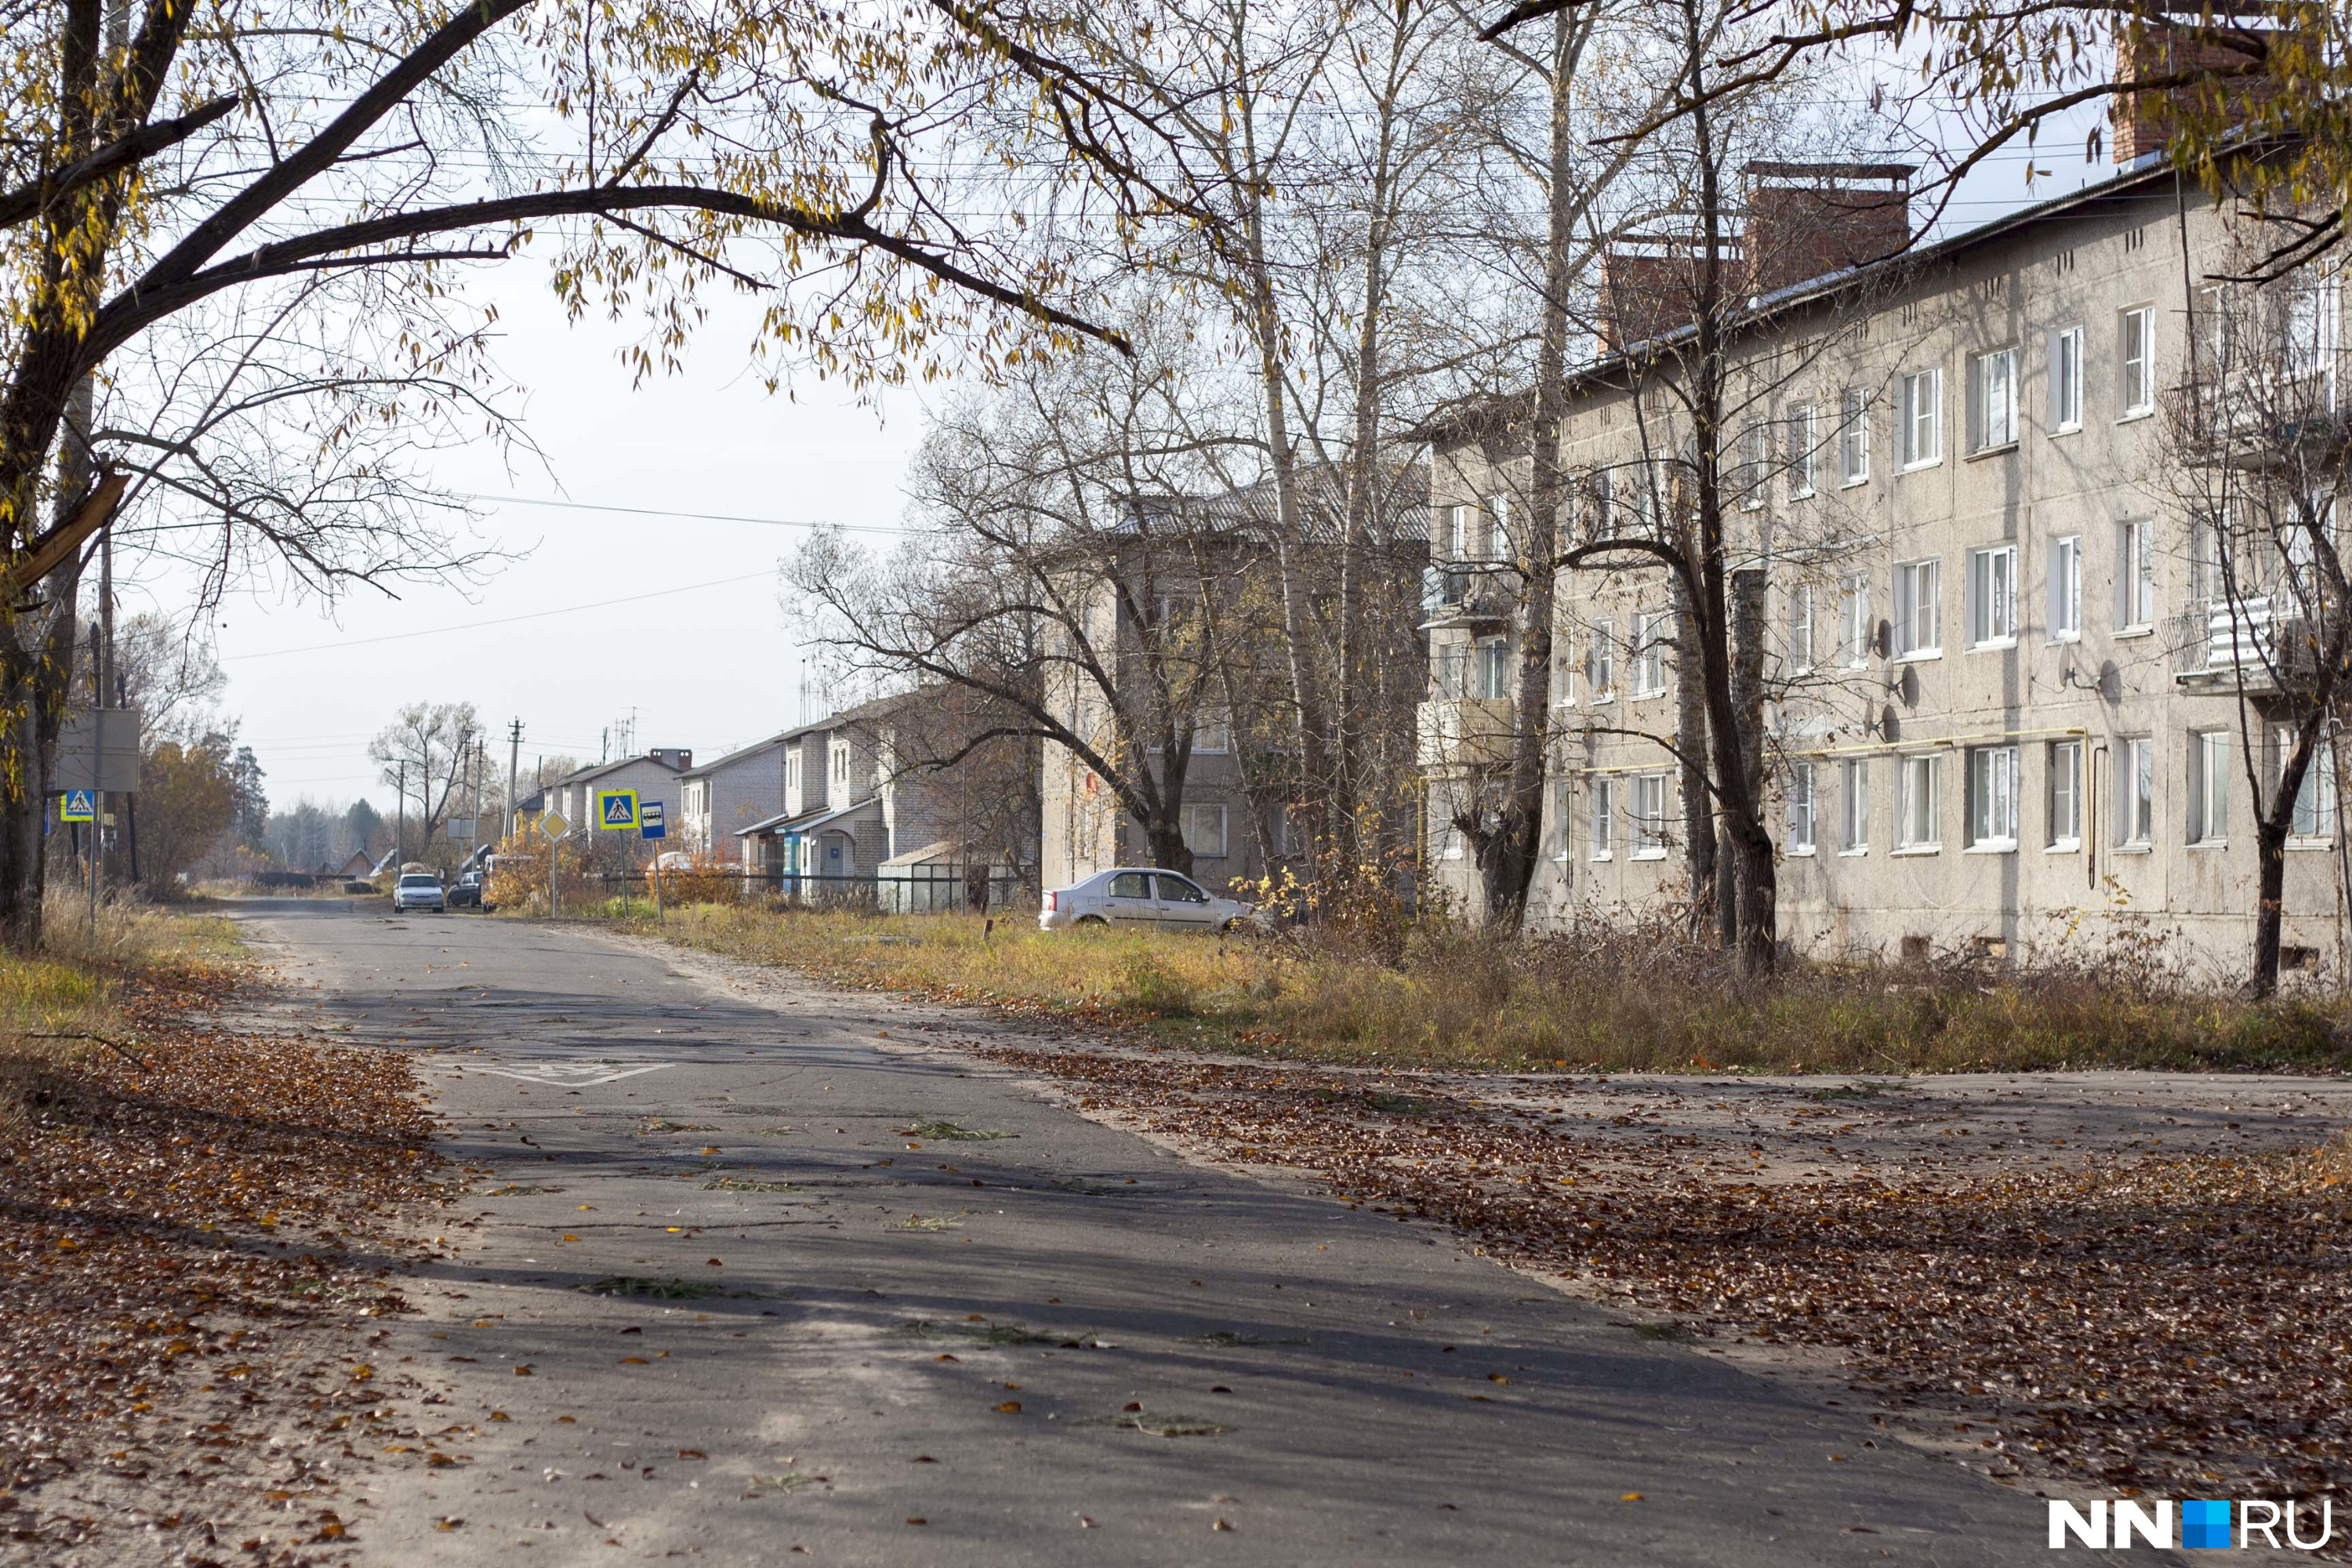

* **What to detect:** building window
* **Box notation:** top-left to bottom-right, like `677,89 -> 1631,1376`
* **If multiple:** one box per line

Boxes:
1436,642 -> 1468,699
2190,730 -> 2230,844
1840,573 -> 1871,666
2288,273 -> 2340,405
1788,761 -> 1817,853
1966,546 -> 2017,648
1893,558 -> 1942,658
1483,494 -> 1511,560
2286,731 -> 2339,840
2049,739 -> 2082,849
1587,470 -> 1615,541
1838,387 -> 1871,485
1631,772 -> 1669,858
1787,404 -> 1818,499
1896,753 -> 1940,850
2122,736 -> 2155,846
1182,802 -> 1229,858
1589,619 -> 1615,701
1840,757 -> 1870,852
1630,612 -> 1667,698
1269,802 -> 1292,858
1965,745 -> 2019,848
1900,367 -> 1942,468
1788,583 -> 1815,674
1969,347 -> 2019,450
1446,503 -> 1471,560
1192,710 -> 1230,753
1553,627 -> 1575,706
2117,518 -> 2156,630
1589,779 -> 1614,860
1737,421 -> 1769,510
2120,305 -> 2156,417
2048,535 -> 2082,640
1552,782 -> 1572,862
787,753 -> 800,790
1476,637 -> 1512,701
2049,325 -> 2084,432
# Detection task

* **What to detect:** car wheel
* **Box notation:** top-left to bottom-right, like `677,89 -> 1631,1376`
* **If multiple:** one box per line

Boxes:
1073,914 -> 1107,927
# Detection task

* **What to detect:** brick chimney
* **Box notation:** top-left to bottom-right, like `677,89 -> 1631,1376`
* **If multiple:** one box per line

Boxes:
1597,240 -> 1724,354
1741,162 -> 1914,298
2111,14 -> 2288,164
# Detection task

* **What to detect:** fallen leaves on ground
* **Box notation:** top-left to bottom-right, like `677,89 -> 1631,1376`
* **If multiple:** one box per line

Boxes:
0,955 -> 457,1553
974,1043 -> 2352,1515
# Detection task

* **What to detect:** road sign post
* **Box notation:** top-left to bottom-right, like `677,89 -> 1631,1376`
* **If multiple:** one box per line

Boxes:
638,800 -> 668,921
539,809 -> 569,917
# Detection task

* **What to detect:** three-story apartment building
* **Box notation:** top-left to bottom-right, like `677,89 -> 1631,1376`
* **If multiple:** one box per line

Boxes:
1424,150 -> 2345,975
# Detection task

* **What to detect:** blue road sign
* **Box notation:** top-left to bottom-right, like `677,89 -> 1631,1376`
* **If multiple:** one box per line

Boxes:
596,789 -> 640,830
640,800 -> 667,840
59,789 -> 94,822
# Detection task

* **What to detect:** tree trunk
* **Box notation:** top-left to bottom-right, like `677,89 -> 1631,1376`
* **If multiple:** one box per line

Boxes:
1726,568 -> 1773,971
1672,576 -> 1715,937
2251,814 -> 2288,999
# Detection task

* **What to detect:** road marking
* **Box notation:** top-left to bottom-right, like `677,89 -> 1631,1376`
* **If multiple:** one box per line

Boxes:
441,1062 -> 675,1087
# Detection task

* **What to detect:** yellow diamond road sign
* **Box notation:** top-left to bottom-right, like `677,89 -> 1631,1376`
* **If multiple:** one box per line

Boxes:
597,789 -> 640,830
539,809 -> 569,841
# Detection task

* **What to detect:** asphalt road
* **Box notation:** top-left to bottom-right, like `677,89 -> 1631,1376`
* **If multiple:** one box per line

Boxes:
230,899 -> 2107,1567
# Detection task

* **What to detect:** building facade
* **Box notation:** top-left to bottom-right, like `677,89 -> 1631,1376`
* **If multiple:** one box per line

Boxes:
1424,156 -> 2347,978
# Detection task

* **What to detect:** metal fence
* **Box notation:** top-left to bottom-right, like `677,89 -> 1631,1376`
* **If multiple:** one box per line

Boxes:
593,866 -> 1033,914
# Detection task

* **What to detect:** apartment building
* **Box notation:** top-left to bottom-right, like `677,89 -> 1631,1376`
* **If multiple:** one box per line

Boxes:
543,749 -> 691,856
1422,151 -> 2346,975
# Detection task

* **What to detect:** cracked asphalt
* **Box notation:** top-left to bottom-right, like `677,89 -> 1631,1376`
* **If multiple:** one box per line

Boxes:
228,898 -> 2123,1566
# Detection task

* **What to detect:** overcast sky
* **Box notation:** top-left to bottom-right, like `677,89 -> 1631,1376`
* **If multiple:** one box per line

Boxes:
139,99 -> 2111,818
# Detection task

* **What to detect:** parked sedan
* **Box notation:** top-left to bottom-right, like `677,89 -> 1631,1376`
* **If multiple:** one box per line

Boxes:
448,869 -> 489,909
391,872 -> 446,913
1039,867 -> 1253,932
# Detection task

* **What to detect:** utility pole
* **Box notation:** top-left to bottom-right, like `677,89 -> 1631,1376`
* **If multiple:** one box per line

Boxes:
396,760 -> 406,867
506,718 -> 523,841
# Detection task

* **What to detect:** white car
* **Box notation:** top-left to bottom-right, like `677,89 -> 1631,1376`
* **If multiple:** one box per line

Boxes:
392,872 -> 446,913
1039,867 -> 1254,932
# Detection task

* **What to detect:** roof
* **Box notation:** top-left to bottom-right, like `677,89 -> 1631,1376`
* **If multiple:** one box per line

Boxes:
552,752 -> 690,789
1416,153 -> 2196,449
679,731 -> 794,780
734,796 -> 881,839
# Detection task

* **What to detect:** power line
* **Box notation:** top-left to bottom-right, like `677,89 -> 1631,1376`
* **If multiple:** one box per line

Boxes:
470,493 -> 915,537
225,569 -> 775,661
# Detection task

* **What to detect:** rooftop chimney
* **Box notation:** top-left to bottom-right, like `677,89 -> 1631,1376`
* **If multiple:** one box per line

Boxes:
649,747 -> 692,771
2111,13 -> 2290,165
1741,162 -> 1915,298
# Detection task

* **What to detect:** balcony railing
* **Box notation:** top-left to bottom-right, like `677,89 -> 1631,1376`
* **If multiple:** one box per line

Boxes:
2169,598 -> 2318,689
1419,564 -> 1512,626
1416,697 -> 1518,769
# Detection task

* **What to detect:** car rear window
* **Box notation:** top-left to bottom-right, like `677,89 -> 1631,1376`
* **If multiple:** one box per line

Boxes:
1159,876 -> 1207,902
399,875 -> 437,887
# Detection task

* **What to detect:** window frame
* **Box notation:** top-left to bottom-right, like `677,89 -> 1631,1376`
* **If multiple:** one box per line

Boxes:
1965,545 -> 2019,648
2121,736 -> 2155,847
1788,404 -> 1819,499
2049,325 -> 2085,434
2117,518 -> 2157,631
1893,557 -> 1943,659
1588,618 -> 1616,702
2285,729 -> 2341,843
2048,739 -> 2083,851
1789,582 -> 1816,675
1969,345 -> 2020,452
1475,635 -> 1512,702
1839,757 -> 1871,854
1629,611 -> 1668,699
2048,535 -> 2083,641
2119,305 -> 2157,419
1900,367 -> 1944,469
1787,760 -> 1817,854
1630,771 -> 1671,859
1588,777 -> 1615,862
1838,387 -> 1871,486
1895,752 -> 1941,852
1965,745 -> 2020,851
1840,573 -> 1872,667
2189,729 -> 2230,846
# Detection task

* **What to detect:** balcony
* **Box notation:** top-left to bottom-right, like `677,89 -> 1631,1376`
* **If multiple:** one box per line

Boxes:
1417,697 -> 1519,769
1419,564 -> 1512,630
2169,599 -> 2319,691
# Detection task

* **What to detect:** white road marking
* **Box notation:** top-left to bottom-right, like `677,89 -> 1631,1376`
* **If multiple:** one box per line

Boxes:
442,1062 -> 676,1087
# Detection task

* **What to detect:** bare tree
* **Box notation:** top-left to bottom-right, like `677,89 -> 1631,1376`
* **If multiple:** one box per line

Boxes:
368,702 -> 481,860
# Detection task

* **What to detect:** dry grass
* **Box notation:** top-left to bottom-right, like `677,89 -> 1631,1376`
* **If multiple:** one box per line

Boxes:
644,901 -> 2352,1075
0,896 -> 240,1145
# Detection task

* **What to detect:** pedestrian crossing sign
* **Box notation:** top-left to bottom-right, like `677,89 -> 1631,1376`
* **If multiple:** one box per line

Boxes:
59,789 -> 94,822
596,789 -> 640,830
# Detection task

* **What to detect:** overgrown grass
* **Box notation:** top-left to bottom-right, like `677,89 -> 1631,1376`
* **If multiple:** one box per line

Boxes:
640,902 -> 2352,1075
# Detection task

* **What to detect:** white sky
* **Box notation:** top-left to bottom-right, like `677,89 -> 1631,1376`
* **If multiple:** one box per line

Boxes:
130,93 -> 2111,818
